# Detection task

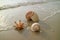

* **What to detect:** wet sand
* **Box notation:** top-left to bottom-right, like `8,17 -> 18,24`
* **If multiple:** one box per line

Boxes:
0,1 -> 60,40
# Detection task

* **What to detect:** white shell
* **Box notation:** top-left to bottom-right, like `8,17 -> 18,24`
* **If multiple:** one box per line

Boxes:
31,13 -> 39,22
31,23 -> 40,32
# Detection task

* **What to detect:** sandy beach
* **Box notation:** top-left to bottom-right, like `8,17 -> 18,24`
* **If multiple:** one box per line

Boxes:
0,0 -> 60,40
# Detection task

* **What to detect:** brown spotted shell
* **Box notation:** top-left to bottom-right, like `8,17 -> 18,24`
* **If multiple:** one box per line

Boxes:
26,11 -> 39,22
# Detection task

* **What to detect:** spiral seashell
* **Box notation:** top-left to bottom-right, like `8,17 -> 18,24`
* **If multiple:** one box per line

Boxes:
26,11 -> 39,22
31,23 -> 40,32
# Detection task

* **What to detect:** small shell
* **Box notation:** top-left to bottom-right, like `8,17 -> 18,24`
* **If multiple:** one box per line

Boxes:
31,23 -> 40,32
14,20 -> 24,30
26,11 -> 39,22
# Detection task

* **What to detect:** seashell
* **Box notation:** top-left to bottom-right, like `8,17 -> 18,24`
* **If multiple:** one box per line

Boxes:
31,23 -> 40,32
14,20 -> 24,30
26,11 -> 39,22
